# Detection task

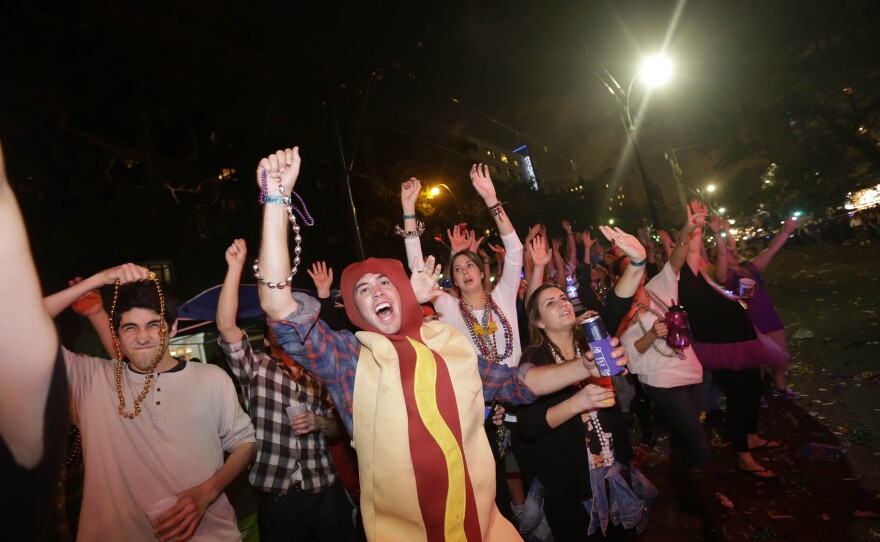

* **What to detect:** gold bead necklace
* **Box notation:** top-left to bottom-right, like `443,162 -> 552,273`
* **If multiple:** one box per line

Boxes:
107,272 -> 167,420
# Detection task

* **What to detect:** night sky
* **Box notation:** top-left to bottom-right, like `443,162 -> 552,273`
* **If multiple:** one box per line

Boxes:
1,0 -> 878,298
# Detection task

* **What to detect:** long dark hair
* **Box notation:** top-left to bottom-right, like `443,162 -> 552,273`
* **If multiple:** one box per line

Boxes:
522,282 -> 586,367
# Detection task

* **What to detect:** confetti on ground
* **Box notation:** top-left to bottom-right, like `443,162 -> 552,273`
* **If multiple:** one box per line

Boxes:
749,526 -> 779,539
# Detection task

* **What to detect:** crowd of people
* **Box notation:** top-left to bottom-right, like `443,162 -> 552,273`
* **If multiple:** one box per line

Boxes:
1,141 -> 812,542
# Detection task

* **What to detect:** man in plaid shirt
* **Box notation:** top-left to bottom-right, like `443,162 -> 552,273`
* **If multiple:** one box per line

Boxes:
217,239 -> 354,542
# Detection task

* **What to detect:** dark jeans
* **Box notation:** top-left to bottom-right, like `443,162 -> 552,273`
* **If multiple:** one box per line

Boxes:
485,421 -> 513,523
544,495 -> 637,542
257,479 -> 354,542
643,382 -> 710,467
544,495 -> 591,542
712,368 -> 763,452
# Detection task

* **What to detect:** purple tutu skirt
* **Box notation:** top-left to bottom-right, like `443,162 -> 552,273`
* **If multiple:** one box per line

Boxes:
693,329 -> 789,371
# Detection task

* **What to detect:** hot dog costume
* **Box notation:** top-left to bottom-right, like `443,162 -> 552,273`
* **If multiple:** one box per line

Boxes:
270,258 -> 533,541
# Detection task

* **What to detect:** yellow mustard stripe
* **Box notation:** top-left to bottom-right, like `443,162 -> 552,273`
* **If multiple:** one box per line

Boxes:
407,338 -> 469,542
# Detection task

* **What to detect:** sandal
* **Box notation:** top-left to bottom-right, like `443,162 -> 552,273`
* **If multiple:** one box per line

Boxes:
749,439 -> 782,451
737,465 -> 778,479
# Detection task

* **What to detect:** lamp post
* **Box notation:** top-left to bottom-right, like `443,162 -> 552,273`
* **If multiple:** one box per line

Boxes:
588,52 -> 673,229
427,183 -> 461,216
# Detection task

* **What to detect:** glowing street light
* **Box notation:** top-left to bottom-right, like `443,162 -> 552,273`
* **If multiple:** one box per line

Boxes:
638,54 -> 674,88
706,184 -> 716,193
426,183 -> 461,215
718,207 -> 726,213
587,51 -> 675,228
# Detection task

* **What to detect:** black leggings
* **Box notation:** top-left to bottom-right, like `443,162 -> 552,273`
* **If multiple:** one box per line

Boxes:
712,368 -> 762,452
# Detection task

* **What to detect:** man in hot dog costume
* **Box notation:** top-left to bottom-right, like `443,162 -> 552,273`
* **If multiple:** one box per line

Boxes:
257,147 -> 624,541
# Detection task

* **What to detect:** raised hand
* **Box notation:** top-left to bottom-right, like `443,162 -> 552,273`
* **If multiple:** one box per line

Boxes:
306,261 -> 334,299
98,263 -> 151,285
562,220 -> 573,234
525,223 -> 543,245
707,215 -> 724,234
581,230 -> 594,247
469,163 -> 498,205
529,236 -> 552,267
551,237 -> 562,253
400,177 -> 421,211
684,203 -> 707,235
224,238 -> 247,268
447,224 -> 471,253
487,242 -> 506,263
256,147 -> 301,197
410,255 -> 443,304
657,229 -> 671,247
68,278 -> 104,316
689,199 -> 708,216
782,218 -> 798,233
467,230 -> 486,253
598,226 -> 646,262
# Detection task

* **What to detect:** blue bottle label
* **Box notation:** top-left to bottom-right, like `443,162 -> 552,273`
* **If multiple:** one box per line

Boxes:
590,337 -> 624,377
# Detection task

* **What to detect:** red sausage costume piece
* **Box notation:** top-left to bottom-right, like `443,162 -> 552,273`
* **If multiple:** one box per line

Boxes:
339,258 -> 517,541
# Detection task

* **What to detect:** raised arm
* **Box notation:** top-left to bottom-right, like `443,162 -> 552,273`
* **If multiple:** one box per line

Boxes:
524,235 -> 552,305
469,164 -> 523,294
551,237 -> 565,281
256,147 -> 302,320
43,264 -> 149,318
400,177 -> 426,271
66,279 -> 115,356
0,142 -> 60,468
708,216 -> 729,284
751,218 -> 797,272
657,229 -> 673,260
599,226 -> 647,298
217,239 -> 248,344
470,163 -> 513,236
682,201 -> 708,275
671,204 -> 707,275
562,220 -> 578,271
581,230 -> 596,265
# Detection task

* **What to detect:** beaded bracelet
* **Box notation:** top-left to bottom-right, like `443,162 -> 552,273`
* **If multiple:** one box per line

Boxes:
403,214 -> 416,220
630,258 -> 647,267
487,202 -> 504,217
394,220 -> 426,238
263,194 -> 291,205
253,259 -> 296,289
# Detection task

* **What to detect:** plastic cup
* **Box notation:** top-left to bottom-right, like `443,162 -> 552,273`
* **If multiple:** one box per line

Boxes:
285,402 -> 307,422
146,495 -> 178,530
738,278 -> 756,299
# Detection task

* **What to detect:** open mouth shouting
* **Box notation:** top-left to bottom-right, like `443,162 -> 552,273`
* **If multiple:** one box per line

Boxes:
375,302 -> 394,322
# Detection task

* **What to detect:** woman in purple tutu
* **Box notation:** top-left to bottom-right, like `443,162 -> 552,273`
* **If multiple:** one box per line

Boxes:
678,201 -> 787,479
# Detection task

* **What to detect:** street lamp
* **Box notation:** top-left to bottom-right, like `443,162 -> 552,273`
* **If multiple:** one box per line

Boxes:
427,183 -> 461,215
705,184 -> 716,193
588,51 -> 674,229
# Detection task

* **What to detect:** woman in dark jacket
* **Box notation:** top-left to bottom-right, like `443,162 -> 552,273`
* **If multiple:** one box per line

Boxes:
517,283 -> 656,541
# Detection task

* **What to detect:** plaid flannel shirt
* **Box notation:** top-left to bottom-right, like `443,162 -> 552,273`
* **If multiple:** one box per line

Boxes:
219,333 -> 337,495
269,292 -> 537,436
